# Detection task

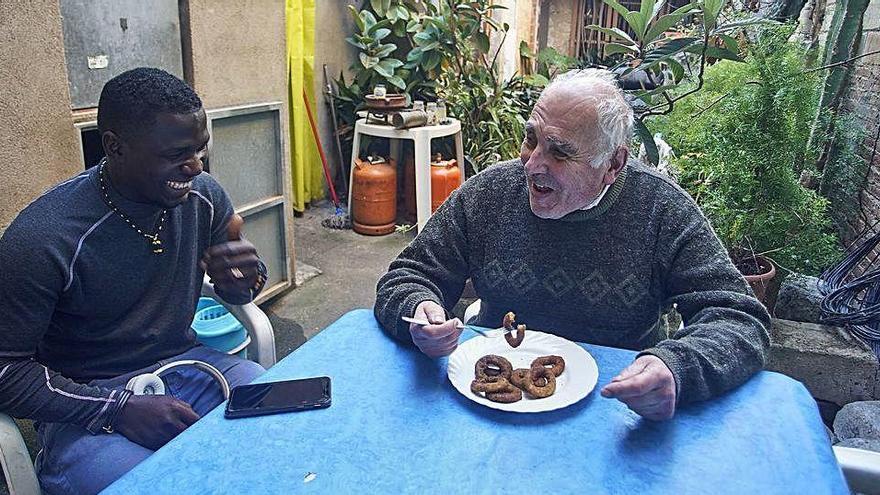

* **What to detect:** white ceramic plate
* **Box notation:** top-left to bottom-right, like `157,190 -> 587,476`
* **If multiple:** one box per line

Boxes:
447,329 -> 599,413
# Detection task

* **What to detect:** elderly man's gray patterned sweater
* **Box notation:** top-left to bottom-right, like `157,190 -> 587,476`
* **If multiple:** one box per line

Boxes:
375,159 -> 770,404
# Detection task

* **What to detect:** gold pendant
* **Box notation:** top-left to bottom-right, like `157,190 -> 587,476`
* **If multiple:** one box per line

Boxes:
151,237 -> 163,254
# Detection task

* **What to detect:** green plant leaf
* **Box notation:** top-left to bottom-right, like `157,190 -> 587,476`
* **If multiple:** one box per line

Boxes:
701,0 -> 724,31
397,5 -> 409,20
475,32 -> 491,54
375,43 -> 397,58
601,0 -> 634,20
360,52 -> 380,69
685,44 -> 743,61
381,0 -> 391,13
392,20 -> 406,37
585,25 -> 637,46
349,5 -> 365,32
406,46 -> 423,62
651,0 -> 667,22
718,33 -> 739,53
634,118 -> 659,166
373,28 -> 391,40
406,19 -> 419,32
387,6 -> 398,21
374,58 -> 404,78
371,0 -> 383,13
363,11 -> 377,29
666,57 -> 685,82
639,0 -> 656,25
386,75 -> 406,90
633,83 -> 678,98
520,40 -> 534,58
604,42 -> 639,56
640,37 -> 698,68
525,74 -> 551,86
644,3 -> 699,44
413,31 -> 433,44
627,11 -> 648,39
712,17 -> 777,34
424,50 -> 441,71
371,19 -> 393,31
345,37 -> 367,50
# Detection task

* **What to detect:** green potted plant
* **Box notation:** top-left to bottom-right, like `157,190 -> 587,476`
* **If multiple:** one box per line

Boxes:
654,26 -> 842,303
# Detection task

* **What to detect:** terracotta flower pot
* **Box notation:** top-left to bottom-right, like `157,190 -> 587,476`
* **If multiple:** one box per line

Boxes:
739,255 -> 776,305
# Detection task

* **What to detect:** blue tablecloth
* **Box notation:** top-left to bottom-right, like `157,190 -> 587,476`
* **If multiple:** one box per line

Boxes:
104,309 -> 847,494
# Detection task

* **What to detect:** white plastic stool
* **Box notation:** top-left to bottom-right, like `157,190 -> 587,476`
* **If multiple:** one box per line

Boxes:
347,118 -> 465,233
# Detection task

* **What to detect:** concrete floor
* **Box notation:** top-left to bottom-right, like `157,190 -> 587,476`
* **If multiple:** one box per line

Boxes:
264,200 -> 414,360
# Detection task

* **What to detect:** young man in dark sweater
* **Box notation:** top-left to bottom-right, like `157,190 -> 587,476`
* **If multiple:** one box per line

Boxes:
0,68 -> 268,494
375,69 -> 770,421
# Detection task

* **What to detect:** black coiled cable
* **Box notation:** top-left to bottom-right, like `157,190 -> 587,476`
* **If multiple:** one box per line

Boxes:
819,222 -> 880,354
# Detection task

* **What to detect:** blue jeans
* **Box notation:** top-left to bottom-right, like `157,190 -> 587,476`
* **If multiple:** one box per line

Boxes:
35,345 -> 265,495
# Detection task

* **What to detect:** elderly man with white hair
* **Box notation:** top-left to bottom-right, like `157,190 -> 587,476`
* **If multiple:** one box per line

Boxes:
374,69 -> 770,420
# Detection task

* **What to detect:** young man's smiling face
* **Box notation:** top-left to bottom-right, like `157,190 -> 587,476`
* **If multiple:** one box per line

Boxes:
105,108 -> 209,209
520,84 -> 627,219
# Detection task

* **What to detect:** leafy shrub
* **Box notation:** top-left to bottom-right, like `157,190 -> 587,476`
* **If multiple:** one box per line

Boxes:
653,27 -> 842,275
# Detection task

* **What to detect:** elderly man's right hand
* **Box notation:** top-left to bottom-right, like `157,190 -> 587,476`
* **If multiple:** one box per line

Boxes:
115,395 -> 200,450
409,301 -> 463,358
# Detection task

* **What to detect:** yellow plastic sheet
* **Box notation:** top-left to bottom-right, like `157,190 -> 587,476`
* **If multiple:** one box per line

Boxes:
286,0 -> 324,211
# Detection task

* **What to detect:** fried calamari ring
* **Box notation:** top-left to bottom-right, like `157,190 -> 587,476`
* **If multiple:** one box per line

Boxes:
502,312 -> 525,348
524,366 -> 556,398
486,387 -> 523,403
475,355 -> 512,380
531,355 -> 565,377
509,368 -> 531,390
470,376 -> 513,394
471,376 -> 523,403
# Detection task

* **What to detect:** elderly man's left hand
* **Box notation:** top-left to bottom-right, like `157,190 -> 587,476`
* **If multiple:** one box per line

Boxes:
202,214 -> 261,294
600,355 -> 676,420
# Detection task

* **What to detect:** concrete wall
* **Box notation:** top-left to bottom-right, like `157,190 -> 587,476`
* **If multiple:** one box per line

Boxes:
0,0 -> 81,235
185,0 -> 289,110
539,0 -> 578,56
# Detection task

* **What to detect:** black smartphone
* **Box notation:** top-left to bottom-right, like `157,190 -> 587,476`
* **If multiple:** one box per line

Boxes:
224,376 -> 331,419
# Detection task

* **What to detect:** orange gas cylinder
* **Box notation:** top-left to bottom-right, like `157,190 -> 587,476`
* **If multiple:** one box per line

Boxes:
352,157 -> 397,236
430,156 -> 461,212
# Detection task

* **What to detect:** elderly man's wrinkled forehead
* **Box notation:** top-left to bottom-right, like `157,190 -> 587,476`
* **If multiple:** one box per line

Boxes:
535,80 -> 618,123
527,81 -> 615,151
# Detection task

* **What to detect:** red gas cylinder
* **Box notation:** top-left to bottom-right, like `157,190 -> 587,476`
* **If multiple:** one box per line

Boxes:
430,156 -> 461,212
351,156 -> 397,236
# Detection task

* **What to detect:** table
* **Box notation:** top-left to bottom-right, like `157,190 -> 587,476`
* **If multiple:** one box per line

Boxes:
347,119 -> 465,233
104,309 -> 848,494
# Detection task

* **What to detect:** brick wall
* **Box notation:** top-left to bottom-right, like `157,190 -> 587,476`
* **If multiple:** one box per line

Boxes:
836,4 -> 880,245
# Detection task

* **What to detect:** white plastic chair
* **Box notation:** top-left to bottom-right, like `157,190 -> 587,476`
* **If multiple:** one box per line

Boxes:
834,445 -> 880,494
0,278 -> 276,494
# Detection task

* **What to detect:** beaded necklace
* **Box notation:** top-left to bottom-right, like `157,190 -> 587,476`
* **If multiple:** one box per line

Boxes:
98,161 -> 168,254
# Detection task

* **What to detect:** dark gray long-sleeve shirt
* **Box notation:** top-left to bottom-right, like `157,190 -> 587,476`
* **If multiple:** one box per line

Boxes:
0,164 -> 254,433
375,159 -> 771,404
